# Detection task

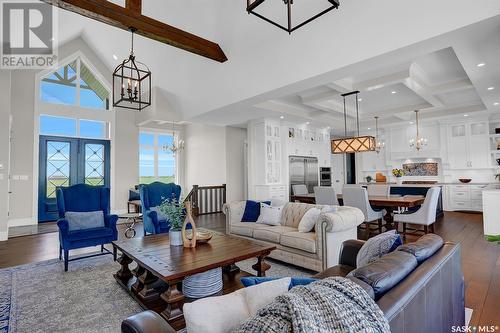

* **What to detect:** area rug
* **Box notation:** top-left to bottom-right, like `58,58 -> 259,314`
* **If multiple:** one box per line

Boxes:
0,254 -> 315,333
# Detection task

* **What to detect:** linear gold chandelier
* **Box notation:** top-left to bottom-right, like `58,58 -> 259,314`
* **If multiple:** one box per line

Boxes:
331,91 -> 376,154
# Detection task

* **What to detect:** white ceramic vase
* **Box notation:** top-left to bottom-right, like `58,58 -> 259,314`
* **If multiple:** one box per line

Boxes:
396,177 -> 403,185
170,230 -> 183,246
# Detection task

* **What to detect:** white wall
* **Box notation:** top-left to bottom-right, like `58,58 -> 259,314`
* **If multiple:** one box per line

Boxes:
184,123 -> 227,192
0,71 -> 11,240
225,127 -> 247,202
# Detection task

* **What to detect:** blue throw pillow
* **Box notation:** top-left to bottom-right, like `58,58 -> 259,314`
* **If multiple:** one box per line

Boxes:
241,200 -> 271,222
356,230 -> 403,267
240,276 -> 317,290
65,211 -> 104,231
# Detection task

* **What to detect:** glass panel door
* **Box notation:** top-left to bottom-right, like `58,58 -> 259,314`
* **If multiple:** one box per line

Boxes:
38,136 -> 110,222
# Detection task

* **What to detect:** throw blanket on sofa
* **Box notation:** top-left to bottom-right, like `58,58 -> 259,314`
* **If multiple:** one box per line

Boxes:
233,277 -> 390,333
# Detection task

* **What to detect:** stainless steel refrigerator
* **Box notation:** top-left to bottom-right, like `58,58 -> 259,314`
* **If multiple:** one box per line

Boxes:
289,156 -> 319,194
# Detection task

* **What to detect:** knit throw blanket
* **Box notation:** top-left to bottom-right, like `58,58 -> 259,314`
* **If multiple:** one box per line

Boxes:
233,277 -> 390,333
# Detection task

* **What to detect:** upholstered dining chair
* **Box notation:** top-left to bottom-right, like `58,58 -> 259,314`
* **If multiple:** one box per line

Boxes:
342,186 -> 385,235
313,186 -> 339,205
139,182 -> 182,235
292,184 -> 308,196
393,187 -> 441,237
367,184 -> 390,197
56,184 -> 118,271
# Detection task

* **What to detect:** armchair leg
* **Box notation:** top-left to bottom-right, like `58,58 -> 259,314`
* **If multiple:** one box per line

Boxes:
430,224 -> 435,233
378,219 -> 382,234
402,223 -> 407,241
113,246 -> 117,261
64,250 -> 69,272
101,244 -> 104,253
59,245 -> 62,261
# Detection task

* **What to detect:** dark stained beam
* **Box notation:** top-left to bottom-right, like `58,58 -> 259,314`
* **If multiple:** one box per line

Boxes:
40,0 -> 228,62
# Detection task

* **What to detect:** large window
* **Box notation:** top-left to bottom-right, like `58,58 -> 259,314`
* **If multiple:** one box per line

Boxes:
139,132 -> 176,184
40,57 -> 109,110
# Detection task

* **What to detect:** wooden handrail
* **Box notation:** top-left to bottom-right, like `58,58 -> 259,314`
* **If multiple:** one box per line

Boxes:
184,184 -> 226,216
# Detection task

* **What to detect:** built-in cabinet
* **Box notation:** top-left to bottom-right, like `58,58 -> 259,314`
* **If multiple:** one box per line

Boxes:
444,184 -> 487,212
447,121 -> 490,169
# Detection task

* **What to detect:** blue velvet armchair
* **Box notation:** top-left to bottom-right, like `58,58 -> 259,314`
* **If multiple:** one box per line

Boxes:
56,184 -> 118,271
139,182 -> 181,235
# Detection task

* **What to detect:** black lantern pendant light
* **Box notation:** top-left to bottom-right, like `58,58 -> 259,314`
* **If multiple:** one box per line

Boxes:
247,0 -> 340,34
331,91 -> 376,154
113,28 -> 151,111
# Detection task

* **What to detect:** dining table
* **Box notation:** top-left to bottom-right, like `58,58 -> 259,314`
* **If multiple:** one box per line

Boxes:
290,193 -> 425,230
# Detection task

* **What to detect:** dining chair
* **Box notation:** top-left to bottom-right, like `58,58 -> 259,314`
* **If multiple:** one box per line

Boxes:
313,186 -> 339,205
393,187 -> 441,238
342,186 -> 385,235
292,184 -> 308,196
367,184 -> 390,197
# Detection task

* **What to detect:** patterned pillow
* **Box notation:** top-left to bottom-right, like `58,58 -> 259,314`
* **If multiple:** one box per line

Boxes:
256,203 -> 283,226
241,200 -> 271,222
356,230 -> 403,267
65,211 -> 104,231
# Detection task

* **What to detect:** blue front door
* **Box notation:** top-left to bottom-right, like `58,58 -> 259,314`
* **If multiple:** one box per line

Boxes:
38,136 -> 110,222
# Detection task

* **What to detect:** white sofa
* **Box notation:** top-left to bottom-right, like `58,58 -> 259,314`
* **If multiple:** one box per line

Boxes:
223,201 -> 364,271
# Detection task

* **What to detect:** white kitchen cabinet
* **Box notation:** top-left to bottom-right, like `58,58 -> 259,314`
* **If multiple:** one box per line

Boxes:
446,184 -> 487,211
447,121 -> 490,169
254,185 -> 286,201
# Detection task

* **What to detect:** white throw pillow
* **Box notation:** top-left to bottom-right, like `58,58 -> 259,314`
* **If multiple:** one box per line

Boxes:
256,203 -> 283,226
184,288 -> 250,333
243,277 -> 291,316
297,207 -> 321,233
184,277 -> 291,333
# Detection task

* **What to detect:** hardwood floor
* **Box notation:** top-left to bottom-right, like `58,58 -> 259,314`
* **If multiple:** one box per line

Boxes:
0,212 -> 498,326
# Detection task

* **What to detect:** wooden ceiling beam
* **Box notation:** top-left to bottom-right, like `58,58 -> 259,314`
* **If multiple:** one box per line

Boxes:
41,0 -> 228,62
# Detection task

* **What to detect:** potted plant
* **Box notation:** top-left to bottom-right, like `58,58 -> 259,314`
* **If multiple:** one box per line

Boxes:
365,175 -> 373,183
392,168 -> 405,185
159,198 -> 185,246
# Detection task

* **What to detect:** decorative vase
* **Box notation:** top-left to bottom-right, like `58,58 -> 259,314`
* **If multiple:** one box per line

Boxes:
182,201 -> 197,248
170,230 -> 183,246
396,177 -> 403,185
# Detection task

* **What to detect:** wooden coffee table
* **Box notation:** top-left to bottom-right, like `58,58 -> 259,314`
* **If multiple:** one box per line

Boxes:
112,230 -> 276,330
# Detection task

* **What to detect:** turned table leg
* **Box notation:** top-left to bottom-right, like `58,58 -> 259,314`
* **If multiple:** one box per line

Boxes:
252,255 -> 271,277
137,269 -> 160,302
160,280 -> 185,330
131,264 -> 146,293
383,207 -> 395,230
115,253 -> 133,285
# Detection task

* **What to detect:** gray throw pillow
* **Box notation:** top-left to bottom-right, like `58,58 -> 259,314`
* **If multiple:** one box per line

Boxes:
356,230 -> 402,267
65,211 -> 105,231
150,206 -> 168,221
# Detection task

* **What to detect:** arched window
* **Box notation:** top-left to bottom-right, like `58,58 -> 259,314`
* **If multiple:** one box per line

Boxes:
40,56 -> 110,110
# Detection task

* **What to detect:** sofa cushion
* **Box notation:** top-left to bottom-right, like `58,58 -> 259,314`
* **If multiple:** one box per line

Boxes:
67,226 -> 113,241
230,222 -> 267,238
253,226 -> 296,243
298,207 -> 321,233
282,202 -> 322,228
280,231 -> 317,253
241,200 -> 271,222
256,203 -> 283,226
65,211 -> 104,231
348,251 -> 418,300
356,230 -> 402,267
397,233 -> 444,263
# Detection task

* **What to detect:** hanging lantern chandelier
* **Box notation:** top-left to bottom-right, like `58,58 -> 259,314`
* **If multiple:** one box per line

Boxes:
163,121 -> 185,154
409,110 -> 428,151
246,0 -> 340,34
374,116 -> 385,154
113,28 -> 151,111
331,91 -> 376,154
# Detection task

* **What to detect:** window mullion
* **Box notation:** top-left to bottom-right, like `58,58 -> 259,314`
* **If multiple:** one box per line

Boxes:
76,58 -> 81,106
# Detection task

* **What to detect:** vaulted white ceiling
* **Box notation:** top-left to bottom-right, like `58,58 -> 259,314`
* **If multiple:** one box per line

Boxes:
52,0 -> 500,127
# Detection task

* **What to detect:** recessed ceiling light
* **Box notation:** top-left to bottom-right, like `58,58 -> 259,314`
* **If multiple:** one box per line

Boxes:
306,122 -> 310,125
113,54 -> 118,60
358,98 -> 362,102
391,91 -> 397,94
477,63 -> 486,67
494,102 -> 499,106
280,116 -> 284,119
464,114 -> 469,117
367,127 -> 371,130
488,87 -> 495,91
409,121 -> 414,125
